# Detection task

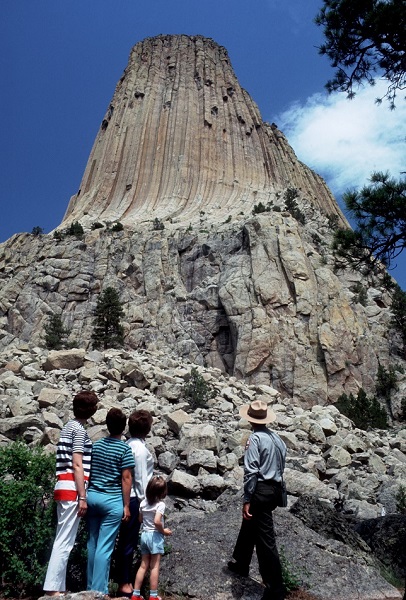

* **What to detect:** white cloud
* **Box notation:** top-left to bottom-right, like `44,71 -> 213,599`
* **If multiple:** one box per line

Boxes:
274,80 -> 406,198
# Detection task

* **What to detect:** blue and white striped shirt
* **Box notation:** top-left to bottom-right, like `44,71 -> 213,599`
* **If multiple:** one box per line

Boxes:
88,437 -> 135,496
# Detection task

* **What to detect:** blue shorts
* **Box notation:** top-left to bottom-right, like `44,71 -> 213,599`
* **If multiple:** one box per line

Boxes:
140,530 -> 165,555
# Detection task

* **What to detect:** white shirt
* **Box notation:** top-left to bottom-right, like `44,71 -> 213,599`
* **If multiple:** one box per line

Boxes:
140,499 -> 166,532
127,437 -> 154,499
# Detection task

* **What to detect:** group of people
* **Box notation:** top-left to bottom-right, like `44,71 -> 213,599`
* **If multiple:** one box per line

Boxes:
43,391 -> 171,600
43,391 -> 287,600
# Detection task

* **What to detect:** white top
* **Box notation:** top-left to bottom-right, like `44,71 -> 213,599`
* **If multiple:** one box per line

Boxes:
140,499 -> 166,532
127,437 -> 154,499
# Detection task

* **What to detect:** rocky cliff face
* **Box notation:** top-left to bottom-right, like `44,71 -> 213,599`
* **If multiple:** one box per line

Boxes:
0,34 -> 404,406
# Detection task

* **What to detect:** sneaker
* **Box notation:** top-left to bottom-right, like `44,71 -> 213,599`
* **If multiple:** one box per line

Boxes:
131,595 -> 144,600
227,560 -> 249,577
148,597 -> 162,600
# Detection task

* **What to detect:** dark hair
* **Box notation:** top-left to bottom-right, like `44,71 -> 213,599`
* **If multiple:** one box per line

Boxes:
146,475 -> 167,504
106,407 -> 127,435
73,391 -> 98,419
128,410 -> 153,438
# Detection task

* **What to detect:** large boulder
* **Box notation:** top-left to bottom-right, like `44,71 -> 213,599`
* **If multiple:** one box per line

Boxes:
42,349 -> 86,371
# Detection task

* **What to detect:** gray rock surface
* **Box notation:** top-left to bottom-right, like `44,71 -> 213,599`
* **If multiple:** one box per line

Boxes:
159,492 -> 402,599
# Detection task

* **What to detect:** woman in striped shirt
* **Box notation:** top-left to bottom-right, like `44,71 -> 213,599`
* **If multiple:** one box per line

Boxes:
86,408 -> 135,595
43,390 -> 99,596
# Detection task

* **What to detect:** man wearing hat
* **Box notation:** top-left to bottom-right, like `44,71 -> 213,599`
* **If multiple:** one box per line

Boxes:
228,399 -> 287,600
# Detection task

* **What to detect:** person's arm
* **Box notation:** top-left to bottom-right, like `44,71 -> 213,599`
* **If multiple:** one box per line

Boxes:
242,435 -> 260,519
133,444 -> 152,500
242,502 -> 252,520
121,468 -> 132,521
243,435 -> 260,500
72,452 -> 87,517
154,505 -> 172,535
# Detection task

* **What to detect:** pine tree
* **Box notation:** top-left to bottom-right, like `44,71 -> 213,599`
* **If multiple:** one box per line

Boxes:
44,314 -> 70,350
315,0 -> 406,108
332,172 -> 406,277
92,287 -> 124,350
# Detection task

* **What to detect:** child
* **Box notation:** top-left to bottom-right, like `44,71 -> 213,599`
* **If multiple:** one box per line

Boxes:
132,476 -> 172,600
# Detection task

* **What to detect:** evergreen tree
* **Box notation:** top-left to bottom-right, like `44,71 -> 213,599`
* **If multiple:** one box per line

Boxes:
391,284 -> 406,356
67,221 -> 84,238
92,287 -> 124,350
332,172 -> 406,277
315,0 -> 406,108
44,314 -> 70,350
183,367 -> 217,410
335,388 -> 388,429
31,226 -> 44,236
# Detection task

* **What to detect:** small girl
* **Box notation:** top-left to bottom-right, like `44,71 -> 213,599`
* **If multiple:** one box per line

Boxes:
131,475 -> 172,600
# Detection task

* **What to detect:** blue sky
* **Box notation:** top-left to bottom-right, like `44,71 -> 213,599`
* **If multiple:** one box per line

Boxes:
1,0 -> 405,288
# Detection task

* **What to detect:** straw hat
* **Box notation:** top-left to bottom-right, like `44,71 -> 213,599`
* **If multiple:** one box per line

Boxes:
239,400 -> 276,424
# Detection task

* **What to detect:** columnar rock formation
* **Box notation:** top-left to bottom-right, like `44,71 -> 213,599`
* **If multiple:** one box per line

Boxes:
0,34 -> 403,407
63,35 -> 344,228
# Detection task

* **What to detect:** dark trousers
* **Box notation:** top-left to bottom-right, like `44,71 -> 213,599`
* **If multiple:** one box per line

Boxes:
232,480 -> 285,600
114,496 -> 141,585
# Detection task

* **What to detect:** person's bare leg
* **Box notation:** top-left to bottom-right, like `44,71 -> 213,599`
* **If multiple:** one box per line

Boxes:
149,554 -> 161,593
133,554 -> 150,593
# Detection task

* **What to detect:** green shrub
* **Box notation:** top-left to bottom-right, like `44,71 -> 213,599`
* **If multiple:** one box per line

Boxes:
391,285 -> 406,356
66,221 -> 84,238
335,388 -> 388,429
400,398 -> 406,421
279,547 -> 302,592
376,364 -> 397,417
284,187 -> 298,203
395,484 -> 406,513
91,222 -> 104,230
0,442 -> 56,597
351,282 -> 368,306
327,213 -> 339,230
284,188 -> 305,224
53,229 -> 64,241
376,364 -> 397,396
31,226 -> 44,236
252,201 -> 274,215
153,218 -> 165,231
253,201 -> 267,215
183,367 -> 217,410
111,221 -> 124,232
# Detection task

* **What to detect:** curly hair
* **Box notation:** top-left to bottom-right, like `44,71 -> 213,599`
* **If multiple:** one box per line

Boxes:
128,409 -> 153,438
72,390 -> 99,419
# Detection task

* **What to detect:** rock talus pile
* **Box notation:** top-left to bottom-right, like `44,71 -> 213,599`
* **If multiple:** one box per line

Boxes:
1,345 -> 405,599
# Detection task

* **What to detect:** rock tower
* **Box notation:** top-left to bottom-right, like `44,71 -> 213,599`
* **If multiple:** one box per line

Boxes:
63,35 -> 343,228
